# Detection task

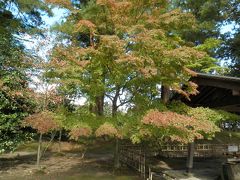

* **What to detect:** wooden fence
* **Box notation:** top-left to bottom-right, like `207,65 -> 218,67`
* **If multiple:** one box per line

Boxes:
119,143 -> 240,179
119,145 -> 146,178
159,144 -> 240,158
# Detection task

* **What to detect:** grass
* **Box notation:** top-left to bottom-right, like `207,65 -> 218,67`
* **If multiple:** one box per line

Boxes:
17,142 -> 43,152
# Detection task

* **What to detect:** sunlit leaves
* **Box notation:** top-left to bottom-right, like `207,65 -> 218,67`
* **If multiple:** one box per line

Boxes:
75,20 -> 96,33
47,0 -> 222,106
69,124 -> 92,140
95,122 -> 121,138
45,0 -> 72,9
168,101 -> 240,124
140,109 -> 220,143
42,0 -> 228,148
158,9 -> 196,30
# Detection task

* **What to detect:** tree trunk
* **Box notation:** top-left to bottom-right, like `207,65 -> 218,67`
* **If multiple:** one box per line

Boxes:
186,142 -> 195,173
112,107 -> 120,169
112,104 -> 118,117
112,87 -> 120,117
95,95 -> 104,116
89,96 -> 104,116
37,133 -> 42,167
112,96 -> 118,117
114,138 -> 120,169
112,89 -> 120,169
161,85 -> 170,104
89,103 -> 94,113
58,129 -> 62,153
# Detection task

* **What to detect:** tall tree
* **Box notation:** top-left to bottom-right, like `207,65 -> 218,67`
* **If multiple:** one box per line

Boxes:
173,0 -> 240,76
47,0 -> 220,116
45,0 -> 227,169
221,0 -> 240,76
226,31 -> 240,77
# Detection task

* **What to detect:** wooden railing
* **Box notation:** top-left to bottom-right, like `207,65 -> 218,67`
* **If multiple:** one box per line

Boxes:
159,144 -> 240,158
119,145 -> 146,179
119,143 -> 240,179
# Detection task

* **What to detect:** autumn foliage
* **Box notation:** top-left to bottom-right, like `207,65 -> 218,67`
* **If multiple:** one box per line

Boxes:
69,126 -> 92,140
43,0 -> 227,146
46,0 -> 221,111
45,0 -> 72,8
95,123 -> 121,138
22,111 -> 59,134
141,110 -> 220,143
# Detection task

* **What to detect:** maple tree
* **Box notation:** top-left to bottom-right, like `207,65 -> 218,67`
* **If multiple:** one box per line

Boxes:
46,0 -> 221,117
139,110 -> 219,144
22,110 -> 60,166
0,1 -> 237,176
23,111 -> 60,134
117,99 -> 239,152
95,122 -> 120,138
169,101 -> 240,130
69,126 -> 92,140
21,81 -> 66,166
42,0 -> 227,169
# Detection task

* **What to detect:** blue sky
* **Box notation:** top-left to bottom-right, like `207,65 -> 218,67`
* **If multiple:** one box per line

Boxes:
22,7 -> 68,60
26,7 -> 87,105
41,7 -> 69,27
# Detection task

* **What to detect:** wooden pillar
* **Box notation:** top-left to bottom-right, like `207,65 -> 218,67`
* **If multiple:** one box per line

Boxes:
114,138 -> 120,169
186,142 -> 194,173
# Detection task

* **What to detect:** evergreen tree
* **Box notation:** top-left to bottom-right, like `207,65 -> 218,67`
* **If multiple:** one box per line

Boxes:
173,0 -> 240,76
0,0 -> 51,152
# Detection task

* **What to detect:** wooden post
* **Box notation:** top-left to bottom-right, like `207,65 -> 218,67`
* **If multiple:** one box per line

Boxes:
37,133 -> 42,167
114,138 -> 120,169
186,142 -> 194,173
143,152 -> 146,179
149,166 -> 152,180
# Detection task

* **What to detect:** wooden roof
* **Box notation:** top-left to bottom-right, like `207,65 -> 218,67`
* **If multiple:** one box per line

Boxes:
178,73 -> 240,113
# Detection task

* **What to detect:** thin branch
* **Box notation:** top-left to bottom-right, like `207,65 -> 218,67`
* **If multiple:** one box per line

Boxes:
40,131 -> 57,159
105,93 -> 114,101
13,35 -> 34,43
117,96 -> 133,108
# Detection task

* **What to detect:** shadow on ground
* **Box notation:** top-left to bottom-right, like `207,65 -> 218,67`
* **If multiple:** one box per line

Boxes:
0,142 -> 140,180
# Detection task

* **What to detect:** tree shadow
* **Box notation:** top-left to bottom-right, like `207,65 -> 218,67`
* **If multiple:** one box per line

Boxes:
0,152 -> 53,171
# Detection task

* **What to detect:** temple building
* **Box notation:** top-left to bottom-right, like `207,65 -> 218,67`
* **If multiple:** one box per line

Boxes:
177,73 -> 240,114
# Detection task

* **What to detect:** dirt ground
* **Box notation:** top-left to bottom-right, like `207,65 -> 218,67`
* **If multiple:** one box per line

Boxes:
148,156 -> 224,179
0,141 -> 229,180
0,142 -> 140,180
